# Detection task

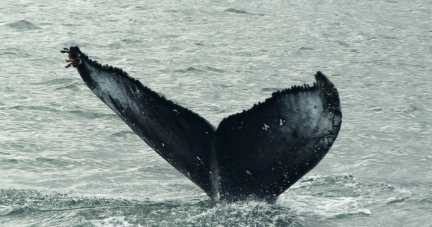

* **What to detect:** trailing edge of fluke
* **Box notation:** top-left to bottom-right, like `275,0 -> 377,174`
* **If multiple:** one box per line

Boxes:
61,46 -> 342,202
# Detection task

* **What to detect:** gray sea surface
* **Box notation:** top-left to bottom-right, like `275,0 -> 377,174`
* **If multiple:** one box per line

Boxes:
1,0 -> 431,226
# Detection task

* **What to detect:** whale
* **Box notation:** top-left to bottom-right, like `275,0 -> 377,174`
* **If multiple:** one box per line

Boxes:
61,46 -> 342,202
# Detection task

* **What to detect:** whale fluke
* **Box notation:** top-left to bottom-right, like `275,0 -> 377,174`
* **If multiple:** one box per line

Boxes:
62,46 -> 342,202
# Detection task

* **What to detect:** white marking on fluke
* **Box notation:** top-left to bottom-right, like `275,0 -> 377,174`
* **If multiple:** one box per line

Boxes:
197,156 -> 204,165
77,54 -> 82,64
262,123 -> 270,131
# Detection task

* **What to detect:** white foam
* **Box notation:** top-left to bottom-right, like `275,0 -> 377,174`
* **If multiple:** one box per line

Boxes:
92,216 -> 147,227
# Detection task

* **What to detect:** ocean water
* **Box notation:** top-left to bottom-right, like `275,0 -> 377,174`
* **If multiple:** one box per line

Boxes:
0,0 -> 431,226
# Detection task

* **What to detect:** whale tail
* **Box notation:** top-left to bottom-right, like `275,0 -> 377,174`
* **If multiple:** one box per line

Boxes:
62,46 -> 342,201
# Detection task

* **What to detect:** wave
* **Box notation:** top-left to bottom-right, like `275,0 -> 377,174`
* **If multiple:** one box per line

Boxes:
0,189 -> 303,226
174,66 -> 225,74
0,105 -> 117,120
0,175 -> 421,226
110,131 -> 137,138
225,8 -> 265,16
33,78 -> 75,86
6,20 -> 40,30
225,8 -> 249,14
279,174 -> 412,220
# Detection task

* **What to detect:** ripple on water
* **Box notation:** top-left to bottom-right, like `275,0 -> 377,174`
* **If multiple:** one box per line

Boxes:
33,78 -> 75,86
0,105 -> 59,113
0,189 -> 305,227
110,131 -> 137,138
279,174 -> 413,220
5,20 -> 41,30
225,8 -> 248,14
173,66 -> 225,74
224,8 -> 265,16
54,84 -> 82,92
64,109 -> 118,120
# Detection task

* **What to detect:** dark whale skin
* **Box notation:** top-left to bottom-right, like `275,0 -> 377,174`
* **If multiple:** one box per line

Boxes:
62,46 -> 342,202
